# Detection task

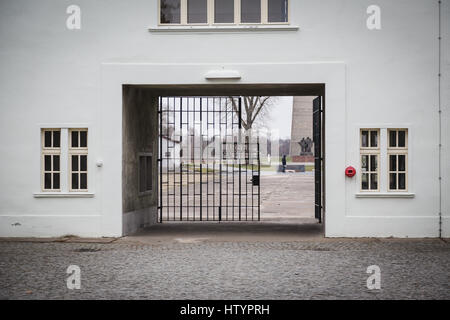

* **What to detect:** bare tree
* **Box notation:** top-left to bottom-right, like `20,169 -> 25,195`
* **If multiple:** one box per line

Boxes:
228,96 -> 276,131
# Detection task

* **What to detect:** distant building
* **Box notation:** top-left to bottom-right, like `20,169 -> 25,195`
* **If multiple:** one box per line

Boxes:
290,97 -> 315,163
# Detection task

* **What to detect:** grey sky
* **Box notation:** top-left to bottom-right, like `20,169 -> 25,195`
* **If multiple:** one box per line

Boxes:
266,96 -> 293,139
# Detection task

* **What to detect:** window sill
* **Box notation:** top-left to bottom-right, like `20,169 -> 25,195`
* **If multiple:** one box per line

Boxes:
33,192 -> 94,198
148,25 -> 300,33
355,193 -> 415,199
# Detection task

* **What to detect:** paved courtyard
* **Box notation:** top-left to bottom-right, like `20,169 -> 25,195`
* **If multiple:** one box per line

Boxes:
0,231 -> 448,300
261,172 -> 314,221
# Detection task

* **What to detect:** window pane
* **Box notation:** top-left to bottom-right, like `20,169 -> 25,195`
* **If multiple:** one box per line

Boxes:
370,155 -> 377,172
160,0 -> 181,24
139,157 -> 146,193
215,0 -> 234,23
72,173 -> 79,190
361,131 -> 369,147
398,155 -> 406,171
44,173 -> 52,189
389,155 -> 397,172
268,0 -> 288,22
361,155 -> 368,172
80,173 -> 87,190
53,173 -> 60,189
80,155 -> 87,172
370,131 -> 378,148
45,155 -> 51,171
390,173 -> 397,190
188,0 -> 207,23
398,173 -> 406,190
53,155 -> 60,171
389,130 -> 397,147
398,130 -> 406,147
53,131 -> 60,148
80,131 -> 87,148
362,173 -> 369,190
72,155 -> 79,171
370,174 -> 378,190
241,0 -> 261,23
71,131 -> 79,148
146,156 -> 153,191
44,131 -> 52,148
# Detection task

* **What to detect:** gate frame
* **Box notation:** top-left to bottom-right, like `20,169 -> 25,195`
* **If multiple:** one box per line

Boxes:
101,62 -> 346,237
157,96 -> 262,222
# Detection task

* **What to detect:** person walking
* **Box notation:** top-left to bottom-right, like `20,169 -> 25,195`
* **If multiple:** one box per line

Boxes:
282,155 -> 287,173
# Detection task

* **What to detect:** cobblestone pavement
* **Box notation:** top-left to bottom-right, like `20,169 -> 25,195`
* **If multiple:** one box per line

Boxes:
0,237 -> 449,300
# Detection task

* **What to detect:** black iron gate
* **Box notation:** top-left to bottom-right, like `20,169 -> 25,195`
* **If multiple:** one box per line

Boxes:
313,96 -> 323,223
158,97 -> 261,222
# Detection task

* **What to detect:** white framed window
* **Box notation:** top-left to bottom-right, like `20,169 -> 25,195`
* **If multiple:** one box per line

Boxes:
139,153 -> 153,194
360,129 -> 379,191
159,0 -> 289,25
388,129 -> 408,191
69,129 -> 88,192
41,129 -> 61,191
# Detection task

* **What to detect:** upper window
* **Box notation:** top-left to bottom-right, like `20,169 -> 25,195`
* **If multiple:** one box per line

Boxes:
361,129 -> 379,149
42,129 -> 61,191
159,0 -> 289,25
388,129 -> 408,191
360,129 -> 379,192
69,129 -> 88,192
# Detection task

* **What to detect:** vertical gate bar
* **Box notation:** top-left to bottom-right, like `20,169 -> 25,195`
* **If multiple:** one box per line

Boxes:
238,97 -> 242,221
252,159 -> 254,221
219,98 -> 222,222
193,98 -> 196,221
212,98 -> 215,221
226,99 -> 228,221
246,136 -> 248,221
206,98 -> 209,221
232,106 -> 235,221
179,97 -> 183,221
166,97 -> 169,221
200,98 -> 203,221
187,98 -> 189,220
172,97 -> 175,221
257,136 -> 261,221
159,96 -> 163,223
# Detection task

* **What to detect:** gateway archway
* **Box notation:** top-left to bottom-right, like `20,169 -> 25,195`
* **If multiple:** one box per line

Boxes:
122,84 -> 325,234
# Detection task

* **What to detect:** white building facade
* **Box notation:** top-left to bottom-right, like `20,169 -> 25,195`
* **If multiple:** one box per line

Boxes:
0,0 -> 449,238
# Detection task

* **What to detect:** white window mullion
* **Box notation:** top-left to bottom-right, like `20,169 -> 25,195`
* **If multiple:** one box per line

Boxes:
261,0 -> 268,24
235,0 -> 240,24
208,0 -> 213,25
60,128 -> 69,192
181,0 -> 188,25
379,128 -> 387,193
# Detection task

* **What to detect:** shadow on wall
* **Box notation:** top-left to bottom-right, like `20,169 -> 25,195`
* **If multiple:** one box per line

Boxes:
122,86 -> 159,235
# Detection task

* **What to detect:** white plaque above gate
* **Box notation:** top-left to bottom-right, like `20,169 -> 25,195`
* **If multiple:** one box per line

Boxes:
205,69 -> 241,80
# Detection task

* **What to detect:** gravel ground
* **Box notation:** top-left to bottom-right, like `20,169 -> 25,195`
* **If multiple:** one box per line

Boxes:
0,239 -> 449,300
